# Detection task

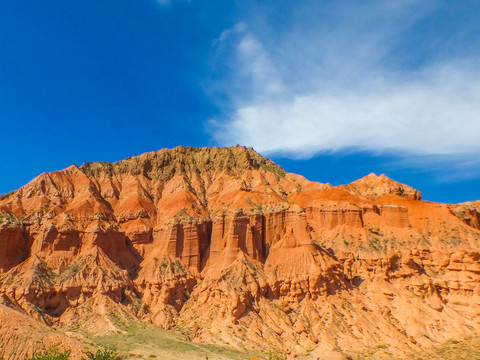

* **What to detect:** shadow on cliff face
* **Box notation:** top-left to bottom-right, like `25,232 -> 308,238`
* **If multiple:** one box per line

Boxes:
351,275 -> 364,287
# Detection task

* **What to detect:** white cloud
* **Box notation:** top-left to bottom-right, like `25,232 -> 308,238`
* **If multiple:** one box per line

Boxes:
213,62 -> 480,158
210,2 -> 480,162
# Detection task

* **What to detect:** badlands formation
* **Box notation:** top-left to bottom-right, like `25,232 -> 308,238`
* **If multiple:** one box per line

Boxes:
0,146 -> 479,359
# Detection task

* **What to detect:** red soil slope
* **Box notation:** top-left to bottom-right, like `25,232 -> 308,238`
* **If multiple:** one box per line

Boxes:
0,146 -> 479,357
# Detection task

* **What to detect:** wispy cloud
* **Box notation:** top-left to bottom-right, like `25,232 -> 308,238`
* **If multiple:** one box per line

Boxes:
210,1 -> 480,166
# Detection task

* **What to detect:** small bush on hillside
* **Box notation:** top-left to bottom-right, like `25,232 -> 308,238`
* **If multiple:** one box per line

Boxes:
82,349 -> 120,360
23,347 -> 121,360
25,347 -> 71,360
267,351 -> 286,360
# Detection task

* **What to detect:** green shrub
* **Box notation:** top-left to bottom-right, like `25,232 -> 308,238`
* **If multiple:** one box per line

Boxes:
267,351 -> 286,360
25,347 -> 71,360
23,347 -> 121,360
82,349 -> 120,360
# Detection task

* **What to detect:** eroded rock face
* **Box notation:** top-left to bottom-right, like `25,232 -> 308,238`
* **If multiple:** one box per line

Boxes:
0,223 -> 28,272
1,146 -> 479,357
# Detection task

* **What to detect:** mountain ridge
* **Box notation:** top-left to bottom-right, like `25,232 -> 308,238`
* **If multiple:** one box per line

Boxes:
79,146 -> 286,182
0,146 -> 479,359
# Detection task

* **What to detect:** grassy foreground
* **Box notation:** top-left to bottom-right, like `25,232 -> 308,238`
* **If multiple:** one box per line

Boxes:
88,322 -> 254,360
66,309 -> 266,360
10,332 -> 480,360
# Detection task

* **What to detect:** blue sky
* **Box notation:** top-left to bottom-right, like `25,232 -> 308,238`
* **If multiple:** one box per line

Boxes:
1,0 -> 480,204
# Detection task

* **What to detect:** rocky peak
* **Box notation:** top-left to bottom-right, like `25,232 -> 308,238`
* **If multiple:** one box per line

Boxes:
79,145 -> 285,181
345,172 -> 422,200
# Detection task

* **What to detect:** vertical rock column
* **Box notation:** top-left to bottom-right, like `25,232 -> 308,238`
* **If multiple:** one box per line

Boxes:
166,220 -> 211,273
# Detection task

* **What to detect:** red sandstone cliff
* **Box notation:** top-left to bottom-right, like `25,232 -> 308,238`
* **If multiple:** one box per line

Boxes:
0,146 -> 479,358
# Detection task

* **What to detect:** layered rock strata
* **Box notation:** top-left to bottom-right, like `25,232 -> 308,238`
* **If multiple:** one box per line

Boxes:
0,146 -> 479,357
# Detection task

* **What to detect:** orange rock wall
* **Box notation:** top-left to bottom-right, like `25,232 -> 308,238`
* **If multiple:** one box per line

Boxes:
1,146 -> 479,357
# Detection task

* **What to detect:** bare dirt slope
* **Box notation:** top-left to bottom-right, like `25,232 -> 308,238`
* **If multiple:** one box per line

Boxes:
0,304 -> 87,359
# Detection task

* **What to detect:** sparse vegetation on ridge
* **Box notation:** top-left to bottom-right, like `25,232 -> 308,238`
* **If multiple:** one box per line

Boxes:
80,146 -> 285,182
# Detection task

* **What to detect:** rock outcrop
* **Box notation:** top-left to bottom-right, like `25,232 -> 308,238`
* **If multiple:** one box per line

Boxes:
0,146 -> 479,358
